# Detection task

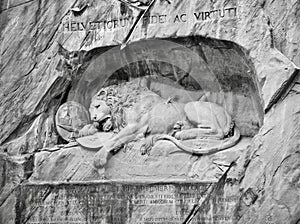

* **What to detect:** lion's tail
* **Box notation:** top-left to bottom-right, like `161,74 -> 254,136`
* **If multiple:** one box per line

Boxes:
159,127 -> 241,155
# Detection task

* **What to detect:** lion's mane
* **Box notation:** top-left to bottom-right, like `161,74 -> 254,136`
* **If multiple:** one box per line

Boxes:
93,81 -> 151,132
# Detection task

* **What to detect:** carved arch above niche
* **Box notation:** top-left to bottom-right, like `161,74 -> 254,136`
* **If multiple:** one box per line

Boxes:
68,36 -> 264,137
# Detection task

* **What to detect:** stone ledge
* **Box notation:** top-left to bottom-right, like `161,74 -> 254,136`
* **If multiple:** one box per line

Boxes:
29,137 -> 251,183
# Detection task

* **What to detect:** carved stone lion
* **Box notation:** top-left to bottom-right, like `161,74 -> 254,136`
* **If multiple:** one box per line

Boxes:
77,82 -> 240,168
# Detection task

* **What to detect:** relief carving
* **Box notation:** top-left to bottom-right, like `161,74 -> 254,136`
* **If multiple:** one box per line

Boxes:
55,101 -> 91,142
56,79 -> 240,169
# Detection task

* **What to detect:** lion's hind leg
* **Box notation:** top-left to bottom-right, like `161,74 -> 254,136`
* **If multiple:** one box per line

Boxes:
183,102 -> 227,140
93,132 -> 139,168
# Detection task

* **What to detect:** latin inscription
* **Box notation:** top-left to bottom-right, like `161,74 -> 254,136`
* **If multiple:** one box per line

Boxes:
61,6 -> 237,47
62,7 -> 237,32
16,183 -> 238,224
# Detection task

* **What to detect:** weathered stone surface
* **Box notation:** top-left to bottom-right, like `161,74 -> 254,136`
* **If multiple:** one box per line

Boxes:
30,137 -> 251,182
0,153 -> 30,224
15,182 -> 239,224
0,0 -> 297,155
233,74 -> 300,224
0,0 -> 75,154
1,0 -> 299,155
257,48 -> 299,111
1,0 -> 300,223
0,193 -> 16,224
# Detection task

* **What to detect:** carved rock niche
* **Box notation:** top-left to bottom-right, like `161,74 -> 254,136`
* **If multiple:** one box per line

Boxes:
2,0 -> 298,222
18,36 -> 266,224
31,36 -> 263,183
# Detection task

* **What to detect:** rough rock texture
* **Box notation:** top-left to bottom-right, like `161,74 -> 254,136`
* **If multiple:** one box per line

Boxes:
0,154 -> 31,224
233,73 -> 300,224
0,0 -> 300,223
0,0 -> 75,154
202,78 -> 300,224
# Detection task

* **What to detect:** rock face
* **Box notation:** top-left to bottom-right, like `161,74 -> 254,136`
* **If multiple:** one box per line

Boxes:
0,0 -> 300,223
234,75 -> 300,224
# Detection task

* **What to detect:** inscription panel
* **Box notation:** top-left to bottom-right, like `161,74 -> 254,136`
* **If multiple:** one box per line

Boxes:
59,0 -> 239,51
16,183 -> 238,224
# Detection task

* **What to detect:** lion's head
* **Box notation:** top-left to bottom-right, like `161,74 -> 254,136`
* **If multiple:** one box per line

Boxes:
90,81 -> 151,132
89,86 -> 128,132
89,89 -> 114,132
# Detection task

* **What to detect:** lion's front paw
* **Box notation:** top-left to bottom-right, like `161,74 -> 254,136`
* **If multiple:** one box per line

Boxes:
174,131 -> 185,140
93,149 -> 109,168
140,143 -> 152,155
140,136 -> 158,155
174,130 -> 196,140
78,124 -> 98,137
